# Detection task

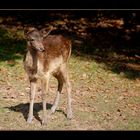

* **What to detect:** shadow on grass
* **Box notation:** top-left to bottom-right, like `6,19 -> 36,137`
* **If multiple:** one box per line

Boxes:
5,102 -> 66,124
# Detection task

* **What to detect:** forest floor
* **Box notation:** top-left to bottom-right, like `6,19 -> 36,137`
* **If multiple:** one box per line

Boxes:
0,54 -> 140,130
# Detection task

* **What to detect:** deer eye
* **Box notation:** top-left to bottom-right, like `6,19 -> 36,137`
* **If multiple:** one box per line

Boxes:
30,39 -> 34,41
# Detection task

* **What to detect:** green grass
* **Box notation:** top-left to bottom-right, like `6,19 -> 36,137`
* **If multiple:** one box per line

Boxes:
0,53 -> 140,130
0,26 -> 26,62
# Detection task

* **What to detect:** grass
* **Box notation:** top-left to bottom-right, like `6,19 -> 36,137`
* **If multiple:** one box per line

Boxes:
0,54 -> 140,130
0,26 -> 140,130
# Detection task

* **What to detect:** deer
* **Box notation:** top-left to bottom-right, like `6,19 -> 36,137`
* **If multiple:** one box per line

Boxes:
23,27 -> 72,125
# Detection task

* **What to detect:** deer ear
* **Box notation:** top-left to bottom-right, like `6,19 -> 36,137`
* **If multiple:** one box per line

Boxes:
40,26 -> 54,38
24,28 -> 28,37
24,27 -> 36,36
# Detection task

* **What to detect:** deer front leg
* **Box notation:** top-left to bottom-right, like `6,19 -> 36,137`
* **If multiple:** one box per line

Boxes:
41,74 -> 50,125
27,78 -> 37,123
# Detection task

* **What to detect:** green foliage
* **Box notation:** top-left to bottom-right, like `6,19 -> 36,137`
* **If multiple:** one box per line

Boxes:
0,27 -> 26,62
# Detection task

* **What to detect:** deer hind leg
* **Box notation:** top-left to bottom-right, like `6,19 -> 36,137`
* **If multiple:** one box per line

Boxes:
60,64 -> 72,119
50,73 -> 64,114
27,78 -> 37,123
41,74 -> 50,125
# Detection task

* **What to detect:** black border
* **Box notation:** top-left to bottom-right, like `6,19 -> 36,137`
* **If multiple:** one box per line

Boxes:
0,0 -> 140,139
0,0 -> 139,9
0,131 -> 140,139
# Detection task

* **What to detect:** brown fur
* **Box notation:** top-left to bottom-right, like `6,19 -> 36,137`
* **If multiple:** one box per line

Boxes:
24,29 -> 72,125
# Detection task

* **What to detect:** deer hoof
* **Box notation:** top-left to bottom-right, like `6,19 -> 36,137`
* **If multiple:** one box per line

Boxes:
51,106 -> 56,114
27,116 -> 33,123
42,118 -> 48,125
67,111 -> 73,120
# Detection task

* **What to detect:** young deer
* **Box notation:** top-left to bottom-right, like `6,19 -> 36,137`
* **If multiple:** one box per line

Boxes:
23,27 -> 72,124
